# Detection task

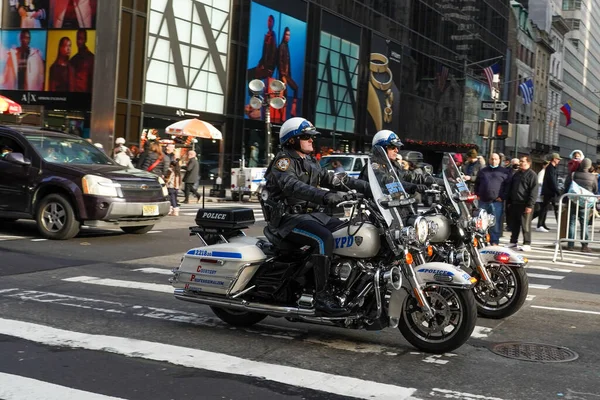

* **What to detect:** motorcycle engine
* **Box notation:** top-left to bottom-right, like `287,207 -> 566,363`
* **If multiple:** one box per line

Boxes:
331,259 -> 356,282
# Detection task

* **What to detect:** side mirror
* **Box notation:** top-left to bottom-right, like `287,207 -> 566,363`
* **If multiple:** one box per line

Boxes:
3,152 -> 31,166
332,171 -> 349,187
423,165 -> 433,174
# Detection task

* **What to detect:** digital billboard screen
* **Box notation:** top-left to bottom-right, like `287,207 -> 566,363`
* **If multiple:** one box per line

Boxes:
245,1 -> 307,124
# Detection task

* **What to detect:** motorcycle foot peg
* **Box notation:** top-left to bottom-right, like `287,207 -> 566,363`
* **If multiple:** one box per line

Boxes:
298,294 -> 315,308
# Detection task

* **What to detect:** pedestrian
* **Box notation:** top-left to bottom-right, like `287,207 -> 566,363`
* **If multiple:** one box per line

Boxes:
506,156 -> 538,252
182,150 -> 201,203
537,154 -> 561,232
332,160 -> 345,173
166,160 -> 182,216
113,145 -> 134,169
504,158 -> 521,232
139,141 -> 168,178
461,148 -> 483,191
164,143 -> 176,165
568,150 -> 584,173
532,159 -> 549,226
564,158 -> 598,253
474,153 -> 510,245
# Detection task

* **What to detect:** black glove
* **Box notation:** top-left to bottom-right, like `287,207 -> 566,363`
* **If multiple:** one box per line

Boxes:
424,175 -> 436,185
416,184 -> 428,193
324,191 -> 348,205
404,183 -> 418,194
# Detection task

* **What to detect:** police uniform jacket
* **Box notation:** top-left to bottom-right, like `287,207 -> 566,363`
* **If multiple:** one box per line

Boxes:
265,147 -> 368,237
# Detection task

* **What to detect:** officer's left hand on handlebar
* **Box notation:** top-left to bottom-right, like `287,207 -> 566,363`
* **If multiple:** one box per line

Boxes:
416,184 -> 428,193
324,191 -> 350,205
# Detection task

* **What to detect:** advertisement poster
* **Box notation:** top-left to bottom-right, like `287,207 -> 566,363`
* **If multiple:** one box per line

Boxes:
45,29 -> 95,92
245,1 -> 307,124
0,29 -> 48,91
314,31 -> 360,133
367,34 -> 403,135
0,0 -> 97,109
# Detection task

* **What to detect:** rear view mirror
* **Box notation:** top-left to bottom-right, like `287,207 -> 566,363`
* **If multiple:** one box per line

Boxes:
332,172 -> 349,187
3,152 -> 31,166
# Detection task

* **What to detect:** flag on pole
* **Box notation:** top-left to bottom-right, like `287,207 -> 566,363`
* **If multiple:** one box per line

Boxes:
560,101 -> 572,126
437,64 -> 449,92
483,63 -> 500,92
519,79 -> 534,104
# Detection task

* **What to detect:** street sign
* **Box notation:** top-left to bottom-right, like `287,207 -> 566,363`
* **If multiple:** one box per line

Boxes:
481,100 -> 510,112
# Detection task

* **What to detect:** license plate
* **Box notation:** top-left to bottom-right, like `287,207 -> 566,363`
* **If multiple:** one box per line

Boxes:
142,205 -> 159,216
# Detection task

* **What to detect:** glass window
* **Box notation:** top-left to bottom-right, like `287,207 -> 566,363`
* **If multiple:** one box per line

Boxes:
353,158 -> 363,171
25,135 -> 114,165
0,136 -> 25,157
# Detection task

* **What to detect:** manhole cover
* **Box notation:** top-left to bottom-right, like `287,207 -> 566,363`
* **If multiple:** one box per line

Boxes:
491,342 -> 578,363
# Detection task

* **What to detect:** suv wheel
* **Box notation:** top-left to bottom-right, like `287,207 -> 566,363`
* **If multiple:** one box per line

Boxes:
121,225 -> 154,234
36,194 -> 80,240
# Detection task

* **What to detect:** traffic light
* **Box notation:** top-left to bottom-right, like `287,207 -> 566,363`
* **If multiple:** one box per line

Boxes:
478,119 -> 494,137
495,120 -> 512,139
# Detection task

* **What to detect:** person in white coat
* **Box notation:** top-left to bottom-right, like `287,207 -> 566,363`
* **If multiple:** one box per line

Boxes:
2,29 -> 44,91
51,0 -> 95,28
114,145 -> 134,169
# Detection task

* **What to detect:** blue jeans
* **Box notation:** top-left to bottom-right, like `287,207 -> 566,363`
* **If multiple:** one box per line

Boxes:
479,201 -> 504,245
567,206 -> 591,247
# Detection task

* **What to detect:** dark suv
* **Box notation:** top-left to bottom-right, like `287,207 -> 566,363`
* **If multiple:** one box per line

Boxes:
0,125 -> 170,239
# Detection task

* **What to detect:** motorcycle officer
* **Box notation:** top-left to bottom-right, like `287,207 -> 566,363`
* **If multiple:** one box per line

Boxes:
359,130 -> 429,194
263,117 -> 370,315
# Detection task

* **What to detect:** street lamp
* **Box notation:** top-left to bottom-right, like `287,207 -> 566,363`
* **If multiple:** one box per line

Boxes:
248,79 -> 286,164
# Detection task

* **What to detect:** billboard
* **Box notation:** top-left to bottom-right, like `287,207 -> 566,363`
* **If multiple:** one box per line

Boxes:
367,34 -> 403,135
0,0 -> 97,109
145,0 -> 231,114
245,1 -> 307,123
315,31 -> 360,133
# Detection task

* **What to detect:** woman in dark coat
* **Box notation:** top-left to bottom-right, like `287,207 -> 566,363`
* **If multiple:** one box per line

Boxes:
139,142 -> 168,177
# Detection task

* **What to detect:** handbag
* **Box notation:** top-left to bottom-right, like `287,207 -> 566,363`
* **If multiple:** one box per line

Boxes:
568,173 -> 596,209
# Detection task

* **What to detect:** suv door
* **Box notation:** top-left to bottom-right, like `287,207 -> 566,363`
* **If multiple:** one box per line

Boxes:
0,134 -> 32,213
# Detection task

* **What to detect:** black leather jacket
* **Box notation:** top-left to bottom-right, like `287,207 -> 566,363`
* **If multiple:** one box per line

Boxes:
264,147 -> 369,237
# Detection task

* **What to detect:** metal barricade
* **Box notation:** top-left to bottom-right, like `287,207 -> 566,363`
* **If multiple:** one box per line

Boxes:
553,192 -> 600,261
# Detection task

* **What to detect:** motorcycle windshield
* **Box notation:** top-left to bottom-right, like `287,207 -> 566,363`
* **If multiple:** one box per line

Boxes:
442,153 -> 471,217
367,146 -> 409,228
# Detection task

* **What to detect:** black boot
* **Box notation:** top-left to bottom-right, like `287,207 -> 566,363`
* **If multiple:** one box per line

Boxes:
310,255 -> 348,316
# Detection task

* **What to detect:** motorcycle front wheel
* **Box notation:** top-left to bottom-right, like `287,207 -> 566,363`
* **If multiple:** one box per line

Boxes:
473,264 -> 529,319
399,286 -> 477,354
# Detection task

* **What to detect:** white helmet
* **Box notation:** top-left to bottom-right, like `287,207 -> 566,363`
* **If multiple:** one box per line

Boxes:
115,137 -> 126,145
372,130 -> 403,148
279,117 -> 320,145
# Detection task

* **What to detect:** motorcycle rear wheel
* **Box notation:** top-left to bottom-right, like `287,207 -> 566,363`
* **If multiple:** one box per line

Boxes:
399,286 -> 477,354
474,265 -> 529,319
210,306 -> 267,327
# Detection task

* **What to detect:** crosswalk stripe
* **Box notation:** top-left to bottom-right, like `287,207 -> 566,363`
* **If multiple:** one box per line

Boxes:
531,305 -> 600,316
529,284 -> 551,290
527,273 -> 565,280
0,318 -> 419,399
523,254 -> 592,263
527,265 -> 572,273
522,248 -> 594,260
132,267 -> 172,275
533,260 -> 585,268
0,372 -> 126,400
63,276 -> 172,294
526,295 -> 536,301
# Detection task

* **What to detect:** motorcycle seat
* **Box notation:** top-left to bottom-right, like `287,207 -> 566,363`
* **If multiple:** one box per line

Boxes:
263,226 -> 297,252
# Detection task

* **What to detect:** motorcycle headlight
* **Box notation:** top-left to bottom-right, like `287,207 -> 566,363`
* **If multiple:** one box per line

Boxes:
157,176 -> 169,197
471,209 -> 489,233
82,175 -> 121,197
414,216 -> 429,244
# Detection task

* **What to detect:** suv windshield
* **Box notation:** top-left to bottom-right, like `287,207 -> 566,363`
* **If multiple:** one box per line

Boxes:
320,156 -> 354,171
26,135 -> 115,165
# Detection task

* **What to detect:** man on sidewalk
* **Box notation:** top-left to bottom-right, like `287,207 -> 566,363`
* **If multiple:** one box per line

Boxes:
506,156 -> 538,252
475,153 -> 510,245
538,153 -> 561,232
182,151 -> 201,203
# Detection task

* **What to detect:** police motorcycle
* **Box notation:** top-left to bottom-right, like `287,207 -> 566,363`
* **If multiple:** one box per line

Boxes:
170,148 -> 478,354
420,153 -> 529,319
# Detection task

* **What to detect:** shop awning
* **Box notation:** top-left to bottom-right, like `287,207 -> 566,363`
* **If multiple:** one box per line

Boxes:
0,95 -> 22,114
165,119 -> 222,140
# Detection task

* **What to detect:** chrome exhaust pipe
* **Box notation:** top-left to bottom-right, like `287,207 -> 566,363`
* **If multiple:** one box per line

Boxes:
174,289 -> 316,317
383,266 -> 402,290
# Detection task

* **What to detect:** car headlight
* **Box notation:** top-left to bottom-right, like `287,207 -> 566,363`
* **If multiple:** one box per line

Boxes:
82,175 -> 121,197
157,176 -> 168,197
414,216 -> 429,244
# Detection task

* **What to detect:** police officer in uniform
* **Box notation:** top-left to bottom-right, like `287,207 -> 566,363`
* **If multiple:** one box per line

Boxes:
263,117 -> 369,315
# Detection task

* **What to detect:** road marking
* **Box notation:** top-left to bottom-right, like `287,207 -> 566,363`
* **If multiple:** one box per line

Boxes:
0,372 -> 127,400
526,295 -> 536,301
525,255 -> 592,263
529,284 -> 551,290
533,260 -> 584,268
471,326 -> 492,338
527,265 -> 572,273
531,305 -> 600,316
0,318 -> 419,400
524,248 -> 595,261
132,267 -> 172,275
430,388 -> 505,400
526,273 -> 565,280
62,276 -> 172,294
148,230 -> 162,234
30,238 -> 47,242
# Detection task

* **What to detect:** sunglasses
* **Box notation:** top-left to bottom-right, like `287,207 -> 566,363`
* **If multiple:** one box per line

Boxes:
298,134 -> 314,141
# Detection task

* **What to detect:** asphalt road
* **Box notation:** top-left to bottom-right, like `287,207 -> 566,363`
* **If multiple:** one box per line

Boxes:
0,202 -> 599,400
